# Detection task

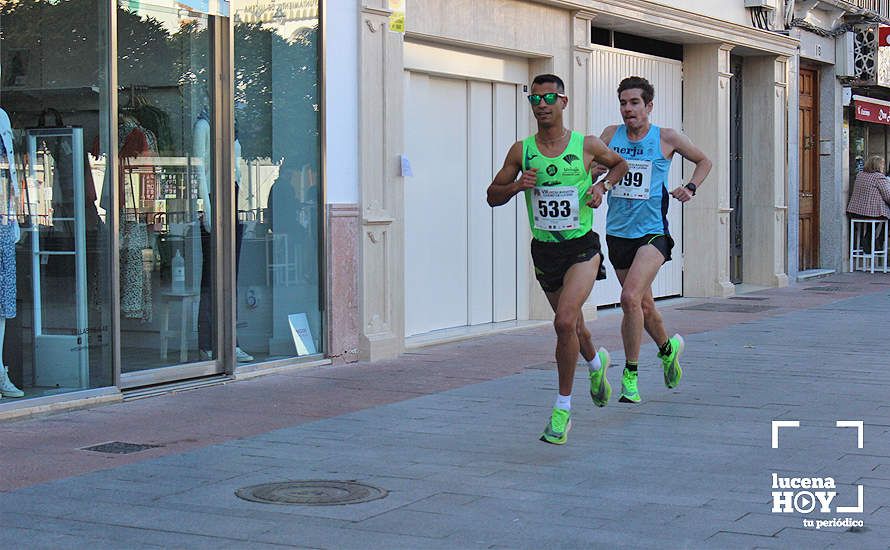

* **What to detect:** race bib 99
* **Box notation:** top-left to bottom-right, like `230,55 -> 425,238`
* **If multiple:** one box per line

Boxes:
533,186 -> 579,231
610,159 -> 652,200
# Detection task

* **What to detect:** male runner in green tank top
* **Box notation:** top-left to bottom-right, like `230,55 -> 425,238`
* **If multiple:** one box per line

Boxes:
487,74 -> 627,445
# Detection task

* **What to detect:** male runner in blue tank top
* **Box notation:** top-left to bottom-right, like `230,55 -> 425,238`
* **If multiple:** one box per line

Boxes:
487,74 -> 627,444
594,76 -> 712,404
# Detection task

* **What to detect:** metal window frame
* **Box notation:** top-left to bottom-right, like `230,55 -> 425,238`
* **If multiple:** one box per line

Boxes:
117,6 -> 231,389
112,0 -> 329,390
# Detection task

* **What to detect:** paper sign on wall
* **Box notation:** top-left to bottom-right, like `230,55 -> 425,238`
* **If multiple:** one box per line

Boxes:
389,0 -> 405,33
400,155 -> 413,177
288,313 -> 317,356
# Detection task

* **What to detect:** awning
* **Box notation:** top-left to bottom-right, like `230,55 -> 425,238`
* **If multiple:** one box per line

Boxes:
853,95 -> 890,125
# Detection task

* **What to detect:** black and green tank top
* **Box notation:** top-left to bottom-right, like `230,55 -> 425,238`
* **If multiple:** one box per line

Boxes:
522,131 -> 593,242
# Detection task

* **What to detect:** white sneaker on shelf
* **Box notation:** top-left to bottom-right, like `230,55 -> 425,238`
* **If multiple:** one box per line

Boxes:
0,365 -> 24,398
235,346 -> 254,363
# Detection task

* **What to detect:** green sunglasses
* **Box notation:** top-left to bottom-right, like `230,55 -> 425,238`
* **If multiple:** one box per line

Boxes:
527,92 -> 566,106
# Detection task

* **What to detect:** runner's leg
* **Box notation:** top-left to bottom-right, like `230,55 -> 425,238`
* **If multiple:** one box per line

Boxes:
544,255 -> 601,397
617,246 -> 663,363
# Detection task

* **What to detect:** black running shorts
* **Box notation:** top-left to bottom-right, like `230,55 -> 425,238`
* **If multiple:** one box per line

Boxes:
605,233 -> 674,271
530,231 -> 607,293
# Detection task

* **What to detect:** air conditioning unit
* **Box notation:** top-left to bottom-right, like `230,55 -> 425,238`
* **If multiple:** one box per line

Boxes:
744,0 -> 775,9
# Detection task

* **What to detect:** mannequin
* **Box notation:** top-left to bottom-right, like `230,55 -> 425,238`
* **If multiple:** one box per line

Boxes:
193,109 -> 253,362
0,106 -> 24,398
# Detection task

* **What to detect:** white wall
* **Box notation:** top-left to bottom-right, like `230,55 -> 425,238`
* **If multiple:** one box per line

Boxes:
647,0 -> 751,26
325,0 -> 359,204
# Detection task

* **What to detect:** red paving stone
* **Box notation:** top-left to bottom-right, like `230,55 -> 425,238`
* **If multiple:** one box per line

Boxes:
0,272 -> 887,492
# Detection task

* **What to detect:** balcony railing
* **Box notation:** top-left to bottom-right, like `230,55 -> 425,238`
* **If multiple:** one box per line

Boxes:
851,0 -> 890,19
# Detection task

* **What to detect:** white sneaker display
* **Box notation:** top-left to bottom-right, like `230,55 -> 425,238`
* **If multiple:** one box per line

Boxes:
235,347 -> 254,363
0,365 -> 24,398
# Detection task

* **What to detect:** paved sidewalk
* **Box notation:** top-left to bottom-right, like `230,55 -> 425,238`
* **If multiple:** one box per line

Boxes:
1,273 -> 890,548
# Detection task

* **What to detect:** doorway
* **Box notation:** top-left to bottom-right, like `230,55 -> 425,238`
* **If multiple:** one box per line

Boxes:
798,67 -> 820,270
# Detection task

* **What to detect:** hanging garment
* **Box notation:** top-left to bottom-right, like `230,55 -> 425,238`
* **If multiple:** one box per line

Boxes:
0,224 -> 16,319
120,219 -> 151,321
0,131 -> 17,320
120,156 -> 153,322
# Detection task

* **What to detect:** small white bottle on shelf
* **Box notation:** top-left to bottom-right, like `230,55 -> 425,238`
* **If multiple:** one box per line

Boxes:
171,249 -> 185,292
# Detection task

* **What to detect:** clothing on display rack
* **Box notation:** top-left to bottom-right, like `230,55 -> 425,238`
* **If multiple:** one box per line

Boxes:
120,157 -> 152,322
116,115 -> 158,323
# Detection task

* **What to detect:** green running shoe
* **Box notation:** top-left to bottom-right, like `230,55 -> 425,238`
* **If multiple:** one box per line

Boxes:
588,347 -> 611,407
658,334 -> 685,389
540,407 -> 571,445
618,368 -> 641,403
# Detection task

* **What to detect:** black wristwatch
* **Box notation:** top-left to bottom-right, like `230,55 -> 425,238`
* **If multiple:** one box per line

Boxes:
685,182 -> 697,196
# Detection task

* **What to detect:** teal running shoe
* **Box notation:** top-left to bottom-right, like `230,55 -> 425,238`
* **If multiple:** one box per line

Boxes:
540,407 -> 571,445
588,347 -> 611,407
658,334 -> 685,389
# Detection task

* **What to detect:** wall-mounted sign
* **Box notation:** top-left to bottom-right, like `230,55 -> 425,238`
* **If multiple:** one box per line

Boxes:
879,25 -> 890,47
389,0 -> 404,33
853,95 -> 890,126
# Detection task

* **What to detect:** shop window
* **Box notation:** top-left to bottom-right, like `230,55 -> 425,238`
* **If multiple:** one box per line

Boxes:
0,0 -> 113,399
231,0 -> 323,363
116,1 -> 218,373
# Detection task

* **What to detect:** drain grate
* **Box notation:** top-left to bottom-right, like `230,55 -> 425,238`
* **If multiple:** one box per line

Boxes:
82,441 -> 162,454
803,286 -> 843,292
678,302 -> 777,313
728,296 -> 769,301
235,480 -> 388,506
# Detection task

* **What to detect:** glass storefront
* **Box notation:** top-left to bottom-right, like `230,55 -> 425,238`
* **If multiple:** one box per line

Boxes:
0,0 -> 113,399
0,0 -> 323,404
232,0 -> 323,363
116,3 -> 219,375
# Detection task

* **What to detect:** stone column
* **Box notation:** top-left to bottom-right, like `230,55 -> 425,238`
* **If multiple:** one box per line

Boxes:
682,44 -> 735,297
819,63 -> 845,272
741,55 -> 790,288
359,3 -> 405,360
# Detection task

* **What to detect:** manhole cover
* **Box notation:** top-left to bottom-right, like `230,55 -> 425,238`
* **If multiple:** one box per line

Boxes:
678,302 -> 777,313
82,442 -> 162,454
728,296 -> 769,301
803,286 -> 843,292
235,480 -> 387,506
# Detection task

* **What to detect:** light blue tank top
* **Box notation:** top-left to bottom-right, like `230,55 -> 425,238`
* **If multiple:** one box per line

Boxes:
606,125 -> 673,238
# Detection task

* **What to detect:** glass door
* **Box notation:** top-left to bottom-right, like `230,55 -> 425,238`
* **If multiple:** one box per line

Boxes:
116,1 -> 223,384
230,0 -> 324,365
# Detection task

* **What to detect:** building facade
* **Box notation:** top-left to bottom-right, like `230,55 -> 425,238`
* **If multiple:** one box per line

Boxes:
354,0 -> 798,361
784,0 -> 890,278
8,0 -> 881,414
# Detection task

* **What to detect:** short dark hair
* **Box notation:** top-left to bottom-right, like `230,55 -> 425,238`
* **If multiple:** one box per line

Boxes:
617,76 -> 654,104
531,74 -> 565,93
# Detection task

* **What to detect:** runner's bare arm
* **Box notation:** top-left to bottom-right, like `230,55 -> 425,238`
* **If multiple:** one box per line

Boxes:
487,141 -> 536,207
599,125 -> 619,146
584,135 -> 627,208
590,125 -> 620,180
663,128 -> 712,203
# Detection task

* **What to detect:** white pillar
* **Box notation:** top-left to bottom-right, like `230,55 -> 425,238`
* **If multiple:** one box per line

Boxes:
359,3 -> 405,360
742,55 -> 790,288
682,44 -> 735,297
